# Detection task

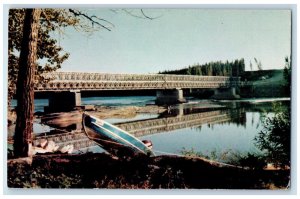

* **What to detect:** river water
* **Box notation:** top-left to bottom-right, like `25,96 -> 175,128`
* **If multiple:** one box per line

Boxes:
10,97 -> 290,165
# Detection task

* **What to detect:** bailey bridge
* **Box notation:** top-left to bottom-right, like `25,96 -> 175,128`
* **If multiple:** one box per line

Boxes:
34,108 -> 245,151
35,72 -> 241,112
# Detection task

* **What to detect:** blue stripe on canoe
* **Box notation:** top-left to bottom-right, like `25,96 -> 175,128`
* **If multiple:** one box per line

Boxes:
89,123 -> 142,153
88,116 -> 149,153
101,123 -> 149,151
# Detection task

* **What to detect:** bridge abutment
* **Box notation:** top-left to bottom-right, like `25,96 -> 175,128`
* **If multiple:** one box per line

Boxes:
44,90 -> 82,113
212,87 -> 240,100
155,89 -> 186,105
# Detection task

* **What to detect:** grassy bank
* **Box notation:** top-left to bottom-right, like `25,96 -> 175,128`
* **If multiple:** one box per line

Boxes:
240,69 -> 289,98
7,153 -> 290,189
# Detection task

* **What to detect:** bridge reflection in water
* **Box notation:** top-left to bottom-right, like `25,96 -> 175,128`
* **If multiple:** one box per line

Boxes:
34,107 -> 246,152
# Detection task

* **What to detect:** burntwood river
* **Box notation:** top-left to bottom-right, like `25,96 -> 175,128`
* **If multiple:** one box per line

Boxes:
9,96 -> 290,166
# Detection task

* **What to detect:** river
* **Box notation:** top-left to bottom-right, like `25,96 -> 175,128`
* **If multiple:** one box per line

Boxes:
10,97 -> 290,166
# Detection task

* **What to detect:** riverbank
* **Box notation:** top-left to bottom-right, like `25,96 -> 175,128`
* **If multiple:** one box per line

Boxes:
7,99 -> 291,189
7,153 -> 290,189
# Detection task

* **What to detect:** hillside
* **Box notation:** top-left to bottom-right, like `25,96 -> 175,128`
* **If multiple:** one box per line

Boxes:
241,69 -> 284,86
240,70 -> 289,98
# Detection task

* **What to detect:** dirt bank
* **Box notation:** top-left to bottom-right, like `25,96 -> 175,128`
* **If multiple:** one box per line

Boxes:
7,153 -> 290,189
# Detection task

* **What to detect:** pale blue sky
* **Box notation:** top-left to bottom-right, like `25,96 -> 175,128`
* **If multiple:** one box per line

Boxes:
55,9 -> 291,74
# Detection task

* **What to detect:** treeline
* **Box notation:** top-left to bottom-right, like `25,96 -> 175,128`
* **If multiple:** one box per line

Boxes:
159,59 -> 245,77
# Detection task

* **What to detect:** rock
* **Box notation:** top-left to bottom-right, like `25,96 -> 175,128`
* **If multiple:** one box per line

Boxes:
36,139 -> 48,148
44,141 -> 58,152
32,140 -> 60,155
32,146 -> 48,155
32,140 -> 75,155
59,145 -> 74,154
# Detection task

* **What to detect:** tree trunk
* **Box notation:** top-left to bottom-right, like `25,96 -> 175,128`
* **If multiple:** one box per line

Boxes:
14,9 -> 41,157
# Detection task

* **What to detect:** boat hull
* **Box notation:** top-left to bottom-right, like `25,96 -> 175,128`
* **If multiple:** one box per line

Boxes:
82,113 -> 155,157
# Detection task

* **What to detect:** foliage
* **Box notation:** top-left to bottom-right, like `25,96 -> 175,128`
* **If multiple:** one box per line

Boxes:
159,59 -> 245,77
182,102 -> 290,169
181,148 -> 268,170
181,147 -> 210,159
231,152 -> 266,169
283,56 -> 291,95
7,153 -> 290,189
254,102 -> 290,168
254,57 -> 263,71
8,9 -> 113,106
180,147 -> 264,168
249,60 -> 253,71
7,154 -> 187,189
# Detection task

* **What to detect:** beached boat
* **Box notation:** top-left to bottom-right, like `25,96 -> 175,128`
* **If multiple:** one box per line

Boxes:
82,113 -> 155,157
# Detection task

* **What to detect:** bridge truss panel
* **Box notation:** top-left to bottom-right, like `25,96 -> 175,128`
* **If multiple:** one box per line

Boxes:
35,72 -> 240,91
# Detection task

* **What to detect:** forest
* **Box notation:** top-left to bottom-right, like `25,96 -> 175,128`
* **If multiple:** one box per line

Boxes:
159,59 -> 246,77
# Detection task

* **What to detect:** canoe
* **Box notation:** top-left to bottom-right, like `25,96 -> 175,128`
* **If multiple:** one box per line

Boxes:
82,113 -> 155,157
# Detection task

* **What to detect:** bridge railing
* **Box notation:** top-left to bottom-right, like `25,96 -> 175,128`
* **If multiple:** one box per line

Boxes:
41,72 -> 240,82
35,72 -> 241,91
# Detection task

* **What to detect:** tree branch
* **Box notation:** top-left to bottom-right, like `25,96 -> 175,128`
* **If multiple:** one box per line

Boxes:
140,9 -> 155,20
68,9 -> 113,31
122,9 -> 162,20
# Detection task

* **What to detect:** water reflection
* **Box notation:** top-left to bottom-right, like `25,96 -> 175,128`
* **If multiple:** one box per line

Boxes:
114,107 -> 247,138
141,111 -> 264,160
26,99 -> 290,167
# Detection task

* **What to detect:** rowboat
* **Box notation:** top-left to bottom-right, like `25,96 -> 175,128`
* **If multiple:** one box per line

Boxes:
82,113 -> 155,157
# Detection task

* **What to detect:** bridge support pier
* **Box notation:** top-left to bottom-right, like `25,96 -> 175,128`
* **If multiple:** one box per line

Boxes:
212,87 -> 240,100
155,89 -> 186,105
44,90 -> 82,113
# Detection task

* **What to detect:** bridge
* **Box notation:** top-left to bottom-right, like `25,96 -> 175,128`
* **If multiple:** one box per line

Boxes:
33,108 -> 245,151
35,72 -> 241,112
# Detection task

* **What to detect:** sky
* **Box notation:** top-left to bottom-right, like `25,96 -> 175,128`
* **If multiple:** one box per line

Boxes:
54,9 -> 291,74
